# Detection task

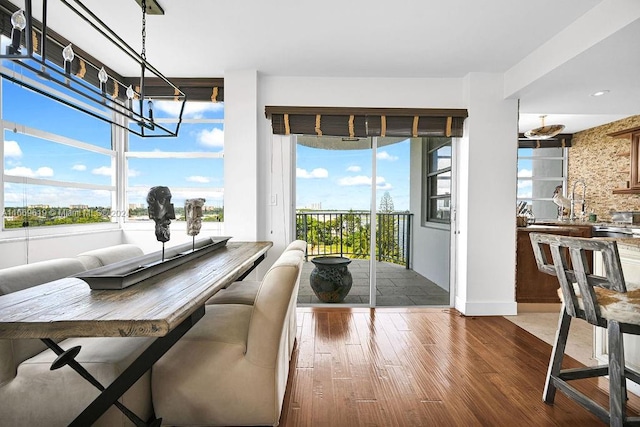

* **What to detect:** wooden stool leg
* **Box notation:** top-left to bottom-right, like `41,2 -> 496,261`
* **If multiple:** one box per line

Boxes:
544,308 -> 571,404
608,320 -> 626,427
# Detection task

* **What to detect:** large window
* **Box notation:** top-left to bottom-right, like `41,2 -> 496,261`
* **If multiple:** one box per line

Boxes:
517,147 -> 567,220
423,137 -> 451,225
2,71 -> 116,229
126,101 -> 224,225
1,55 -> 224,230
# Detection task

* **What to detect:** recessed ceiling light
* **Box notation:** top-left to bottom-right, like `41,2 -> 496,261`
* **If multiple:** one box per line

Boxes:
590,90 -> 610,97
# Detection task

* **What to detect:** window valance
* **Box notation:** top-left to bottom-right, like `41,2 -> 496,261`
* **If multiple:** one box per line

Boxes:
518,134 -> 572,149
265,106 -> 467,138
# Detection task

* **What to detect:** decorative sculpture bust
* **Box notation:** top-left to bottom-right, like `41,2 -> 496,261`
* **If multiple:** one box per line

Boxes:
185,198 -> 206,237
147,186 -> 176,242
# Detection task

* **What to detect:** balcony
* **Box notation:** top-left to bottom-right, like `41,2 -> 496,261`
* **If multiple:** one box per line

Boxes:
295,211 -> 450,306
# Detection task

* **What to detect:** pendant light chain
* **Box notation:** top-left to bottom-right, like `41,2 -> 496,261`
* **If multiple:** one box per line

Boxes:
141,0 -> 147,61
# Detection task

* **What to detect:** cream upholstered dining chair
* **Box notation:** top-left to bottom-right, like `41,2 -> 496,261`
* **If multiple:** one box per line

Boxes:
205,239 -> 307,358
529,233 -> 640,426
152,248 -> 304,426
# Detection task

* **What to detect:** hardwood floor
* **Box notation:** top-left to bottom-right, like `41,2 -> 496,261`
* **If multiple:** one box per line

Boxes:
280,307 -> 638,426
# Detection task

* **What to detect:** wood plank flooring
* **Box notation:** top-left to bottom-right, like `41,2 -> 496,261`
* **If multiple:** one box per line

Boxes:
279,307 -> 638,426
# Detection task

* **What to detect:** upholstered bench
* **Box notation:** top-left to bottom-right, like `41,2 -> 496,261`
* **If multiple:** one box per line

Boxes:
0,244 -> 154,427
152,248 -> 305,426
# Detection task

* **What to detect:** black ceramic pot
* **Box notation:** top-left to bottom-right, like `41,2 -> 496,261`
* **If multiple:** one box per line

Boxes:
309,256 -> 353,303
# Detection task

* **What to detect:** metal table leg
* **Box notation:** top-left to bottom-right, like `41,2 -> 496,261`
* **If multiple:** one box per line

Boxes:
44,305 -> 205,427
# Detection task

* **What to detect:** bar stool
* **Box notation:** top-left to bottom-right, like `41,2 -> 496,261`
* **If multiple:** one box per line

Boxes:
529,233 -> 640,426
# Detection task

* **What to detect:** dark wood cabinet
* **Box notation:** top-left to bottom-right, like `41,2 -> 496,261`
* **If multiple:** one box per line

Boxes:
516,225 -> 592,303
610,126 -> 640,194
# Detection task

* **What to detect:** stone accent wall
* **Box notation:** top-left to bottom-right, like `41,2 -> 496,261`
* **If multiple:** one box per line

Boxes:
568,115 -> 640,222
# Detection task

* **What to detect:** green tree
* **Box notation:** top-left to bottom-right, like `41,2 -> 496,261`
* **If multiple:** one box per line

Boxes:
377,193 -> 399,261
379,191 -> 394,212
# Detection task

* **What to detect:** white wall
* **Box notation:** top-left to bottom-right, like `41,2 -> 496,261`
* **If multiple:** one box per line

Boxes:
0,226 -> 123,268
122,222 -> 226,254
0,73 -> 521,316
409,139 -> 450,290
455,73 -> 518,316
252,74 -> 518,315
255,76 -> 466,275
224,69 -> 259,241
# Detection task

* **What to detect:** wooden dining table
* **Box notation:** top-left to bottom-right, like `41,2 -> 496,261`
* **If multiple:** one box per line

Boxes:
0,240 -> 272,426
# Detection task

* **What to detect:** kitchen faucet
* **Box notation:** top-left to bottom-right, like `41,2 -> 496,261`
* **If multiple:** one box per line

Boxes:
570,180 -> 587,221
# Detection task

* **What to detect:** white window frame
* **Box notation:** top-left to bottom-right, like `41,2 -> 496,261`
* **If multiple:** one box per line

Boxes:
1,68 -> 119,236
517,147 -> 568,220
422,137 -> 452,227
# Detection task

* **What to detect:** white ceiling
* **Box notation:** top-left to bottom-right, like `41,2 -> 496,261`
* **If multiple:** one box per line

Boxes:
8,0 -> 640,134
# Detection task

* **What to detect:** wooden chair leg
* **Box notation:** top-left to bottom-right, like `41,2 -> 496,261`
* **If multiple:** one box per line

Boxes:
608,320 -> 626,427
544,308 -> 572,404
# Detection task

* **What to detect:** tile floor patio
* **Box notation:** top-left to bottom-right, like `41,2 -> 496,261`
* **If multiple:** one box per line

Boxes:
297,258 -> 450,306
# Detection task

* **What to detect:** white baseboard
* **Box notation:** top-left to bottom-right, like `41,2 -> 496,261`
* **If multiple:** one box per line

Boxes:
454,297 -> 517,316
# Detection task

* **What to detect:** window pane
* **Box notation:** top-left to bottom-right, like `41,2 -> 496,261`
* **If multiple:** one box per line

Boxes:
127,186 -> 224,222
4,183 -> 112,228
430,145 -> 451,171
517,179 -> 532,198
4,130 -> 114,186
517,144 -> 566,220
428,137 -> 450,151
128,102 -> 224,152
127,157 -> 224,218
518,158 -> 563,178
429,172 -> 451,196
429,198 -> 451,221
530,200 -> 561,221
128,122 -> 224,153
2,77 -> 112,149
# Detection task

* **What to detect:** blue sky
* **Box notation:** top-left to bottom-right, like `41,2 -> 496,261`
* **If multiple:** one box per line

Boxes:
296,139 -> 411,211
517,157 -> 533,199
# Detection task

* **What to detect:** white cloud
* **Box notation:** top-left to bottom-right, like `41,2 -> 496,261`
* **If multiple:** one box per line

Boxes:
338,175 -> 392,190
92,166 -> 112,176
5,166 -> 53,178
377,151 -> 398,161
37,167 -> 54,177
154,100 -> 224,119
297,167 -> 328,179
187,175 -> 210,183
72,164 -> 87,171
517,168 -> 532,178
197,128 -> 224,148
518,180 -> 532,189
128,169 -> 141,178
338,175 -> 371,186
346,165 -> 361,172
4,141 -> 22,158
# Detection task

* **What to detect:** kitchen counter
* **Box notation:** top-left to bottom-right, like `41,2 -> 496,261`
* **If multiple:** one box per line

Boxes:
534,219 -> 640,230
516,223 -> 592,303
601,237 -> 640,251
524,224 -> 592,233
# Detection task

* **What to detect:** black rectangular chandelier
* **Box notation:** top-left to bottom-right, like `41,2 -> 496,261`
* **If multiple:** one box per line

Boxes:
1,0 -> 187,137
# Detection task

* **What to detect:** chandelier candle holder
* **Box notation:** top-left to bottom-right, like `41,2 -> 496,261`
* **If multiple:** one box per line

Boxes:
0,0 -> 186,137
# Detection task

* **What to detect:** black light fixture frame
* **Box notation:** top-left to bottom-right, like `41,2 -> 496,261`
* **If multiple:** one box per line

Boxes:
0,0 -> 186,138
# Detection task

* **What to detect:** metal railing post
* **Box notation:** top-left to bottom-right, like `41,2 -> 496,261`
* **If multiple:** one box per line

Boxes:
405,214 -> 411,269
